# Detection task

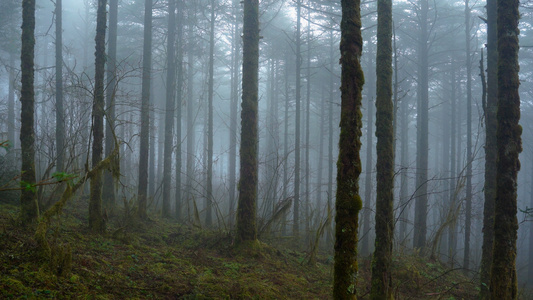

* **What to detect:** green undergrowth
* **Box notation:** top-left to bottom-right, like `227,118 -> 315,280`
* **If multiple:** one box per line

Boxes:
1,200 -> 479,299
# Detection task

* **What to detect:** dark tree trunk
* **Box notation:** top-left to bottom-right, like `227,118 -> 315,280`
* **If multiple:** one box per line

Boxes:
333,0 -> 364,297
205,0 -> 215,227
293,0 -> 301,239
479,0 -> 497,296
186,6 -> 196,221
163,0 -> 177,218
327,31 -> 334,246
448,58 -> 458,266
137,0 -> 153,220
304,9 -> 311,239
370,0 -> 394,298
8,53 -> 15,150
413,0 -> 429,250
463,0 -> 472,272
89,0 -> 108,233
103,0 -> 118,208
55,0 -> 65,173
20,0 -> 39,225
490,0 -> 521,297
175,0 -> 184,221
399,90 -> 409,244
236,0 -> 259,243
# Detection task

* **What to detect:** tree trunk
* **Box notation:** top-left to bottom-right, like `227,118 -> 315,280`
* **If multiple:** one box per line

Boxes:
186,5 -> 196,221
479,0 -> 497,296
413,0 -> 429,250
137,0 -> 153,219
463,0 -> 472,272
175,0 -> 184,221
489,0 -> 521,297
304,9 -> 311,240
163,0 -> 177,218
89,0 -> 107,233
370,0 -> 393,298
293,0 -> 302,239
20,0 -> 39,225
55,0 -> 65,173
236,0 -> 259,243
333,0 -> 364,297
448,58 -> 458,266
8,52 -> 15,150
205,0 -> 215,227
103,0 -> 118,208
327,30 -> 335,246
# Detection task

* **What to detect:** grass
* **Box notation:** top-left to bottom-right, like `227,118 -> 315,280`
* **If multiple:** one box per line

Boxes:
0,198 -> 480,299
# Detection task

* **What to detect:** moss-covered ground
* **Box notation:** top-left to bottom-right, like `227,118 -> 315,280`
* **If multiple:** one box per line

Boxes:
1,199 -> 483,299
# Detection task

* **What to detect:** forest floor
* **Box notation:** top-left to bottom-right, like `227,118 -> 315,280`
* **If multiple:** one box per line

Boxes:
1,198 -> 483,299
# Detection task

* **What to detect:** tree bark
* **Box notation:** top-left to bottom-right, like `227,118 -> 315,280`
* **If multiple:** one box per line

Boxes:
479,0 -> 497,296
55,0 -> 65,173
236,0 -> 259,243
293,0 -> 302,239
362,95 -> 373,257
370,0 -> 394,298
490,0 -> 521,297
463,0 -> 472,272
175,0 -> 184,221
89,0 -> 107,233
163,0 -> 177,218
137,0 -> 153,220
20,0 -> 39,225
334,0 -> 364,298
205,0 -> 215,226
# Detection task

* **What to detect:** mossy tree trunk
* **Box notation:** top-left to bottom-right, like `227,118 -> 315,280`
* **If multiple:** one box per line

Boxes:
163,0 -> 176,218
334,0 -> 364,298
236,0 -> 259,243
103,0 -> 118,208
370,0 -> 393,298
137,0 -> 153,220
89,0 -> 107,233
20,0 -> 39,225
479,0 -> 497,296
489,0 -> 521,298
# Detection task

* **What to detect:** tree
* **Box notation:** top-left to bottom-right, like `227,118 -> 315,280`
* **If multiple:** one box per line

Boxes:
293,0 -> 302,239
236,0 -> 259,243
205,0 -> 215,226
370,0 -> 394,297
479,0 -> 497,296
333,0 -> 364,298
463,0 -> 473,272
489,0 -> 521,297
175,0 -> 185,220
19,0 -> 39,225
103,0 -> 119,208
361,95 -> 373,257
89,0 -> 108,233
137,0 -> 153,220
55,0 -> 64,174
163,0 -> 177,218
413,0 -> 429,250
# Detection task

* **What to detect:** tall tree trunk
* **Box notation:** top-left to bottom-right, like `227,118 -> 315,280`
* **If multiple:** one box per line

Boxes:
20,0 -> 39,225
490,0 -> 521,297
103,0 -> 118,208
463,0 -> 472,272
236,0 -> 259,243
186,6 -> 196,221
175,0 -> 184,221
282,53 -> 290,236
55,0 -> 65,173
362,96 -> 373,257
370,0 -> 393,298
413,0 -> 429,250
205,0 -> 215,227
228,0 -> 241,226
326,30 -> 335,246
479,0 -> 497,296
163,0 -> 177,218
528,160 -> 533,287
293,0 -> 302,239
89,0 -> 108,233
334,0 -> 364,297
304,8 -> 311,240
399,88 -> 409,243
137,0 -> 153,219
448,58 -> 458,266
